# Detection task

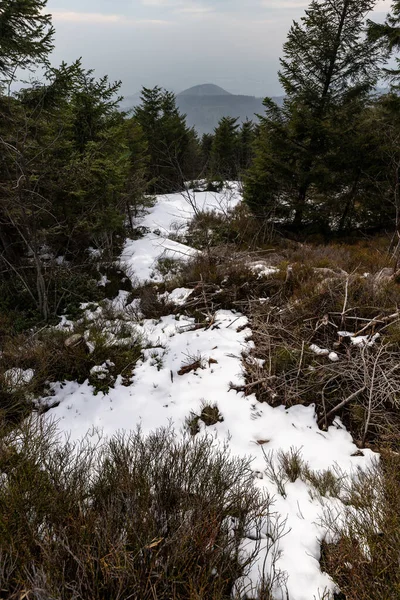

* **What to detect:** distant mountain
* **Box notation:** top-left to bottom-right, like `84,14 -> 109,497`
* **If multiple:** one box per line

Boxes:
178,84 -> 233,97
176,90 -> 285,135
119,91 -> 142,111
120,84 -> 285,135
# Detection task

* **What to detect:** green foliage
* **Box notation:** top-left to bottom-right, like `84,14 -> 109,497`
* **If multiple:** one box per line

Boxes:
245,0 -> 384,229
0,59 -> 137,320
368,0 -> 400,52
134,87 -> 200,193
0,0 -> 54,84
210,116 -> 240,180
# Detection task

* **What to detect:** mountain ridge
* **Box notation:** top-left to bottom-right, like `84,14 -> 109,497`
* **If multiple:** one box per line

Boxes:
120,84 -> 285,134
178,83 -> 233,97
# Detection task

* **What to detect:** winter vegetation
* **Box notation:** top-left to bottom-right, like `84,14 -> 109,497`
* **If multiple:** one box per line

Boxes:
2,0 -> 400,599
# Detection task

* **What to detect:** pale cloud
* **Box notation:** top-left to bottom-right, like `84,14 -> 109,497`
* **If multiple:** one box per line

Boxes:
260,0 -> 390,11
260,0 -> 308,7
141,0 -> 214,14
50,10 -> 169,26
374,0 -> 391,11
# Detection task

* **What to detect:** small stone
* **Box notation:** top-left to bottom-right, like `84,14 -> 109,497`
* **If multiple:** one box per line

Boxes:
64,334 -> 83,348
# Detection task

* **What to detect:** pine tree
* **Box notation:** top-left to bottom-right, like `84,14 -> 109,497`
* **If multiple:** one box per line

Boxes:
0,62 -> 130,318
0,0 -> 54,84
245,0 -> 383,228
134,87 -> 195,193
238,120 -> 256,174
201,133 -> 214,174
210,117 -> 240,180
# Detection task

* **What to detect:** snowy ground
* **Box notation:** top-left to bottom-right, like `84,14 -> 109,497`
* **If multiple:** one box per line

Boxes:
41,185 -> 376,600
120,183 -> 242,284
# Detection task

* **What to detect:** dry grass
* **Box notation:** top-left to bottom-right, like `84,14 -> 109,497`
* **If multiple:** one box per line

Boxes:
186,402 -> 224,436
242,267 -> 400,448
320,451 -> 400,600
0,315 -> 143,422
0,420 -> 272,600
185,203 -> 275,252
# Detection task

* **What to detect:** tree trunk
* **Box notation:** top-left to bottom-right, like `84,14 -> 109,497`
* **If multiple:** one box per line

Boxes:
338,172 -> 361,233
293,186 -> 307,228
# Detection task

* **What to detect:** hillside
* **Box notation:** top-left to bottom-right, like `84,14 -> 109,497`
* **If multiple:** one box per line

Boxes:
178,83 -> 232,97
120,84 -> 285,134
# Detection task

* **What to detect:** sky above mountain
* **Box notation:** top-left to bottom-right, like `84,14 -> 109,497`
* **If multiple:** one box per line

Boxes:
46,0 -> 392,98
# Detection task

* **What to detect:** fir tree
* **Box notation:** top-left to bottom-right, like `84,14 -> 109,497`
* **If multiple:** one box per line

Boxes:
134,87 -> 196,193
245,0 -> 383,228
210,116 -> 240,180
0,0 -> 54,84
368,1 -> 400,51
238,120 -> 256,174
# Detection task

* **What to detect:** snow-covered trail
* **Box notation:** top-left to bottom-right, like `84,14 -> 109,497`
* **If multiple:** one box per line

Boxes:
44,185 -> 376,600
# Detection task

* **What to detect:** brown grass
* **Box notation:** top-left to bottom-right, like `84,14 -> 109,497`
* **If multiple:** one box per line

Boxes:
0,420 -> 271,600
320,451 -> 400,600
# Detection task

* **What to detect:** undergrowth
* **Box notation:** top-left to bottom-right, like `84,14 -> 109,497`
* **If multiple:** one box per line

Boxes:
0,420 -> 271,600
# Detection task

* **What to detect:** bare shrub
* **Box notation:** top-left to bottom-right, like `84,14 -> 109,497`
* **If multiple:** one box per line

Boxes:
0,316 -> 143,421
186,203 -> 275,252
302,467 -> 343,499
0,420 -> 272,600
244,271 -> 400,447
320,452 -> 400,599
136,284 -> 175,319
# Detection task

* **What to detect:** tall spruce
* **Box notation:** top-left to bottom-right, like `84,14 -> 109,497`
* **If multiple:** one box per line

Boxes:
245,0 -> 383,228
134,87 -> 196,193
0,0 -> 54,85
210,117 -> 240,180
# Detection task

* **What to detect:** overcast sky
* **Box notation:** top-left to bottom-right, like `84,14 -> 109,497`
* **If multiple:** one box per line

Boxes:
46,0 -> 392,98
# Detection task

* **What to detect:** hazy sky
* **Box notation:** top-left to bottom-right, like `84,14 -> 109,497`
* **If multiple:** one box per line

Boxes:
46,0 -> 392,97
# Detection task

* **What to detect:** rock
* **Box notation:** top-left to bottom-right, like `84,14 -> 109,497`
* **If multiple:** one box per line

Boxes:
64,333 -> 84,348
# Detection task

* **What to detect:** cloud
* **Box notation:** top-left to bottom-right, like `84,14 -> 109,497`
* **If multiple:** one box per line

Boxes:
141,0 -> 214,15
260,0 -> 308,8
50,10 -> 169,26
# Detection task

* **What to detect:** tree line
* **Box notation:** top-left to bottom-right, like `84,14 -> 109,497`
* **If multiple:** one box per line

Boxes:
1,0 -> 400,323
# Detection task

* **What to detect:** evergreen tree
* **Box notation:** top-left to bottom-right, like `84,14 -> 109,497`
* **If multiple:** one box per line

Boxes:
201,133 -> 214,174
0,0 -> 54,84
0,62 -> 130,318
368,1 -> 400,51
245,0 -> 383,228
210,117 -> 240,180
238,120 -> 256,174
124,119 -> 153,227
134,87 -> 196,193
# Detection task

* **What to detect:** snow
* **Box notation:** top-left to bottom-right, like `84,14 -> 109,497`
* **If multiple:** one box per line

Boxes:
338,331 -> 381,347
120,185 -> 242,284
121,234 -> 197,284
4,368 -> 35,390
162,287 -> 193,305
310,344 -> 330,356
42,306 -> 375,600
249,262 -> 279,278
37,186 -> 377,600
97,274 -> 110,287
